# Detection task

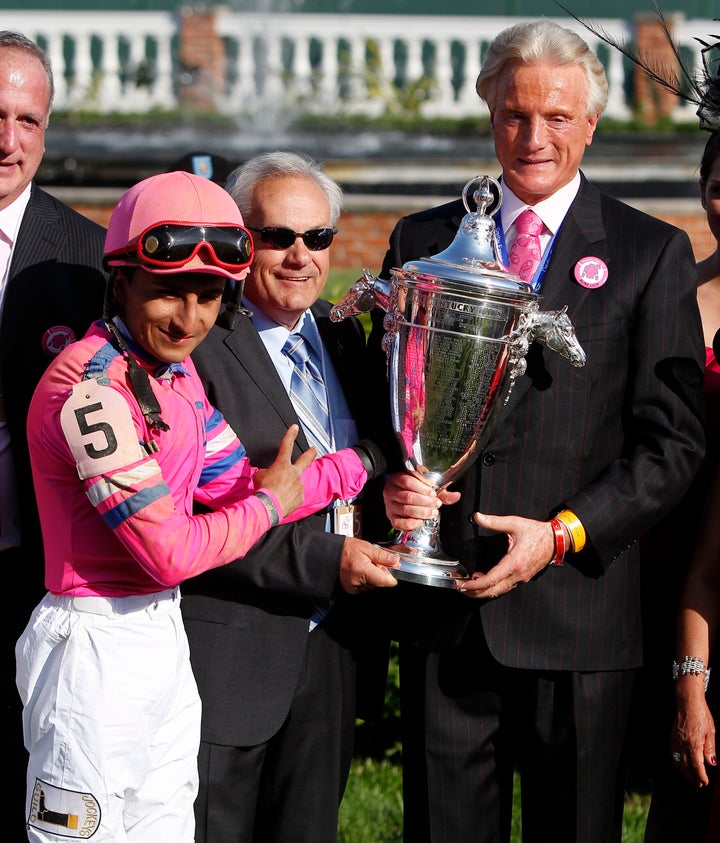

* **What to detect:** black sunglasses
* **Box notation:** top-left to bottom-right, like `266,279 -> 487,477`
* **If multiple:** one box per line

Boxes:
248,225 -> 337,251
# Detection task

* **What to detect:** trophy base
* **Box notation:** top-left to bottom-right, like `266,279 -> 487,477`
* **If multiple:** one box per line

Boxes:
383,543 -> 470,588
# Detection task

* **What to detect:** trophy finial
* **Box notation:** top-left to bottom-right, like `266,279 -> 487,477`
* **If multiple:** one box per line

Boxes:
426,175 -> 505,272
466,175 -> 503,218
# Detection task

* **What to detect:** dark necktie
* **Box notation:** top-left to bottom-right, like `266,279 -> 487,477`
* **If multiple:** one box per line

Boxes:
282,333 -> 332,454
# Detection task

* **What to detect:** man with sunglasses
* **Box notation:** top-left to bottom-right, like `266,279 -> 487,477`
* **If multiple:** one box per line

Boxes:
17,170 -> 397,843
183,151 -> 397,843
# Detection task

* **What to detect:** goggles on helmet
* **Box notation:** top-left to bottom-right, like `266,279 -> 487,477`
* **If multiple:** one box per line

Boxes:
106,222 -> 254,271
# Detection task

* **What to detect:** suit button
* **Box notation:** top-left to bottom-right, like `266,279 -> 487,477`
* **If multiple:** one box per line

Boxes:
482,452 -> 496,466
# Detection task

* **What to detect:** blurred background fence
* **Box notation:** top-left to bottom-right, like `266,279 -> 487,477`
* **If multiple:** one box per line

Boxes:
1,5 -> 717,266
0,8 -> 715,124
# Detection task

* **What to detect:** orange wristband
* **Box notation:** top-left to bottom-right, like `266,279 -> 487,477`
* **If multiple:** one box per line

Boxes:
555,509 -> 586,553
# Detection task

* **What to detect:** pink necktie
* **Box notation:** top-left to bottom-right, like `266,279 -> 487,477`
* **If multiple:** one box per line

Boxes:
508,208 -> 543,283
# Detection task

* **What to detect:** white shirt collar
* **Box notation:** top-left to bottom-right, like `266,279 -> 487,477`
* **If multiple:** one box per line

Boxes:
499,172 -> 581,236
0,183 -> 32,245
242,297 -> 317,358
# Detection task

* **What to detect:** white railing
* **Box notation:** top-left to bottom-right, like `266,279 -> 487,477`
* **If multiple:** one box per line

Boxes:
2,10 -> 177,113
1,10 -> 715,123
214,13 -> 636,122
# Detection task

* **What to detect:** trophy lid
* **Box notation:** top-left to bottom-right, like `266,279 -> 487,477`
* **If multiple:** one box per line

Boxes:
397,175 -> 536,300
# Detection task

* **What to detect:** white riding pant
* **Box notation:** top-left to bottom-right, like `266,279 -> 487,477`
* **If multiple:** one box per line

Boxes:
16,588 -> 201,843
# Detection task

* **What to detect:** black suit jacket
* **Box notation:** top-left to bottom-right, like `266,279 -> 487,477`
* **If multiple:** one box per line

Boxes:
372,174 -> 706,672
2,184 -> 106,838
183,299 -> 390,746
2,183 -> 107,603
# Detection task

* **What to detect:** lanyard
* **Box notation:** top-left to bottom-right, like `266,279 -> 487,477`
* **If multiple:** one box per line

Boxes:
494,213 -> 560,293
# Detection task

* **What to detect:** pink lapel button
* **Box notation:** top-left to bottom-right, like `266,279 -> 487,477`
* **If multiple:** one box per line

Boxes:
574,257 -> 608,289
42,325 -> 77,355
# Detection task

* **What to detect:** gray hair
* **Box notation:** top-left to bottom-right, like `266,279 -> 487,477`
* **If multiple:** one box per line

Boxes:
0,30 -> 54,113
476,20 -> 608,117
225,151 -> 343,226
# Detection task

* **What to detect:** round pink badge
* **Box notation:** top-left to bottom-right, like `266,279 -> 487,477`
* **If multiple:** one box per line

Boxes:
574,257 -> 608,289
42,325 -> 76,355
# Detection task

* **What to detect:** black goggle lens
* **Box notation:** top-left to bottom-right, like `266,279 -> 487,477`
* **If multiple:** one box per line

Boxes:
249,226 -> 337,251
140,224 -> 253,267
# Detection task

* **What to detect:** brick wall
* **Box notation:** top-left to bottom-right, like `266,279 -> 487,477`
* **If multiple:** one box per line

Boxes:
333,210 -> 399,273
67,198 -> 714,269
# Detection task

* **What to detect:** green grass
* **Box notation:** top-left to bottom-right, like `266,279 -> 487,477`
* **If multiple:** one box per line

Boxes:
622,791 -> 652,842
339,758 -> 403,843
339,763 -> 651,842
324,269 -> 369,305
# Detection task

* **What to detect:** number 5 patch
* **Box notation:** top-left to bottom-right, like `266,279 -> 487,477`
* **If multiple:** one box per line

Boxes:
60,380 -> 145,480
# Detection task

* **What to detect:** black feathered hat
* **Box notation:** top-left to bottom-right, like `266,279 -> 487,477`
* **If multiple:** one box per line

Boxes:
557,1 -> 720,131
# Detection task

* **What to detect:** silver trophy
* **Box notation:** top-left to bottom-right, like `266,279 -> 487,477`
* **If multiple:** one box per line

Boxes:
331,176 -> 586,588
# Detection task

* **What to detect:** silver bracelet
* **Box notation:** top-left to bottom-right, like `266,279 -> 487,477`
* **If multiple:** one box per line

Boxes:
673,656 -> 711,693
254,491 -> 280,527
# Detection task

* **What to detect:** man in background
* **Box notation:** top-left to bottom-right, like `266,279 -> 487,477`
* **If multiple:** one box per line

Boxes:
0,30 -> 107,836
184,151 -> 397,843
168,150 -> 233,185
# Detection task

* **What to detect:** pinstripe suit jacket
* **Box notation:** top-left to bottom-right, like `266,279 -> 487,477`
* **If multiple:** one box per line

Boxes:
182,300 -> 390,746
3,184 -> 106,840
372,174 -> 706,672
2,183 -> 106,596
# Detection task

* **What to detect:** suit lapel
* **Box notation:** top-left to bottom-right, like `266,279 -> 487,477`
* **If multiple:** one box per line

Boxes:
494,176 -> 607,423
537,176 -> 607,312
10,186 -> 63,274
3,188 -> 64,351
313,300 -> 365,415
221,315 -> 311,451
312,303 -> 339,367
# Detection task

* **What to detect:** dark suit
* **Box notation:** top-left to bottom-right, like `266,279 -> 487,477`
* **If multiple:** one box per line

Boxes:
1,183 -> 106,836
183,299 -> 389,843
370,174 -> 706,843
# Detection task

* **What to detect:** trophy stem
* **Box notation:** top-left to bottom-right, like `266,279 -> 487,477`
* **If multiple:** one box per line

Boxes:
382,515 -> 470,588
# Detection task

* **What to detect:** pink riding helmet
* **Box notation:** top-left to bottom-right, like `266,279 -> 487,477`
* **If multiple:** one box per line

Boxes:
103,170 -> 252,282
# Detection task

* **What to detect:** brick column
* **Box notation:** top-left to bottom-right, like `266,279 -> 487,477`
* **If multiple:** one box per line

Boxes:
178,3 -> 226,111
633,12 -> 684,126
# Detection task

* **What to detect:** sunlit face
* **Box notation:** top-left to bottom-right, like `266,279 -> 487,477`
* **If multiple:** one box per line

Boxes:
490,61 -> 599,205
0,47 -> 50,210
243,174 -> 333,330
700,153 -> 720,248
113,268 -> 226,363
